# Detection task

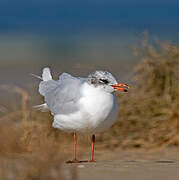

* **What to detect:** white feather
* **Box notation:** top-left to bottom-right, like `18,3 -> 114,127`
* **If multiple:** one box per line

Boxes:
30,73 -> 42,80
33,103 -> 49,112
42,67 -> 52,81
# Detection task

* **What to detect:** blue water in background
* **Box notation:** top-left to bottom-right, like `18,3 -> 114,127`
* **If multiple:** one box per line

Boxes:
0,0 -> 179,85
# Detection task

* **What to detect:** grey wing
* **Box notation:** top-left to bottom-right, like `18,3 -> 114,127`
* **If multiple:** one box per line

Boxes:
44,73 -> 85,115
39,80 -> 59,96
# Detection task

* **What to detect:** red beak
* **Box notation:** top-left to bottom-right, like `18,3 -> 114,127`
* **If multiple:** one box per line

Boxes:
111,83 -> 129,92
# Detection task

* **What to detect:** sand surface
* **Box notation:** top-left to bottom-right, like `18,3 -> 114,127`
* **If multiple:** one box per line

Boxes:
62,148 -> 179,180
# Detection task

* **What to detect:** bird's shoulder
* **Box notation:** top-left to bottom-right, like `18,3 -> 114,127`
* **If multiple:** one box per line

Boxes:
44,73 -> 87,115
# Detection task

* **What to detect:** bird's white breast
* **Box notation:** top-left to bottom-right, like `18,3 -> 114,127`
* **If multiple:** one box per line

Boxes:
79,82 -> 118,132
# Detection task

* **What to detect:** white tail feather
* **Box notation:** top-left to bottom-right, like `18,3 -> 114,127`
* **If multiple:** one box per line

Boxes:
42,67 -> 52,81
30,73 -> 43,80
33,103 -> 49,112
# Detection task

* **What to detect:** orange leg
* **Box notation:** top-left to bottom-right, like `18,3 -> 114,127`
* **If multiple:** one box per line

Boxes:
73,131 -> 78,162
89,134 -> 96,162
66,132 -> 80,163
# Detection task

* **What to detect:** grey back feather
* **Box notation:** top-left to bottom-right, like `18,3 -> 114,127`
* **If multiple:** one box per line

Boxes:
39,80 -> 59,96
39,72 -> 86,115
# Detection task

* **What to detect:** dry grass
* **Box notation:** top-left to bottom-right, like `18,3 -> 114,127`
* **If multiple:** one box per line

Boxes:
99,38 -> 179,149
0,86 -> 74,179
0,37 -> 179,178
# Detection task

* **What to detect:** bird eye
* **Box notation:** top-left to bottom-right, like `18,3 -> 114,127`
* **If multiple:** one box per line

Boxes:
100,79 -> 109,84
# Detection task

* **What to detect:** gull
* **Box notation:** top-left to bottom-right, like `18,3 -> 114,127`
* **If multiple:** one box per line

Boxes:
36,67 -> 129,163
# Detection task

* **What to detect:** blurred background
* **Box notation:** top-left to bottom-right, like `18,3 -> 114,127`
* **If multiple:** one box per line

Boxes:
0,0 -> 179,179
0,0 -> 179,85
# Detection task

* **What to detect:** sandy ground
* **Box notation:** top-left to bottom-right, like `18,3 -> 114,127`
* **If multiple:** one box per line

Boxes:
62,148 -> 179,180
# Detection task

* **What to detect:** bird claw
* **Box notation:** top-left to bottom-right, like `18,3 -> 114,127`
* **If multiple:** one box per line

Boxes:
66,159 -> 88,163
66,159 -> 81,163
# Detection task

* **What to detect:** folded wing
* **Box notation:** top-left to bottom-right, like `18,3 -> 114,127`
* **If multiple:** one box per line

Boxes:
39,68 -> 85,115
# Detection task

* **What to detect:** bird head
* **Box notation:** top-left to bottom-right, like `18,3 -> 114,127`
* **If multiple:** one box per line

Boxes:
88,71 -> 129,93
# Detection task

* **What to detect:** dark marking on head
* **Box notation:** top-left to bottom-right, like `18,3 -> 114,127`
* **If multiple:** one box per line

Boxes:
99,79 -> 109,84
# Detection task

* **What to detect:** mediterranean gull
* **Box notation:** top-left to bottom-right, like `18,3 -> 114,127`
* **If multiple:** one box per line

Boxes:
35,67 -> 129,163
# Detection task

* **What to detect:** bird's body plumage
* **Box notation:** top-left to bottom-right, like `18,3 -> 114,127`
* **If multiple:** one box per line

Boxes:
53,82 -> 118,133
39,68 -> 118,133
